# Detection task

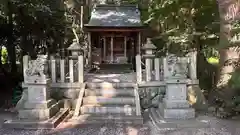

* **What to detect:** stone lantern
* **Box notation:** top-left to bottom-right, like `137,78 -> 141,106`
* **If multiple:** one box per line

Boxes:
142,38 -> 157,81
142,38 -> 157,56
67,39 -> 82,59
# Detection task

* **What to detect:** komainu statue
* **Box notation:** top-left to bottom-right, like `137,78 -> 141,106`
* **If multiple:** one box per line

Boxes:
25,55 -> 48,81
167,54 -> 188,78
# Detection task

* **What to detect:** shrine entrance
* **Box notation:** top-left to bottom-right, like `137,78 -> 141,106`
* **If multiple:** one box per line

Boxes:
84,5 -> 144,70
90,32 -> 138,64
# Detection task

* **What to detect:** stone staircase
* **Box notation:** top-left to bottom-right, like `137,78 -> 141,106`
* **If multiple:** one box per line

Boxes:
97,64 -> 133,73
69,82 -> 143,124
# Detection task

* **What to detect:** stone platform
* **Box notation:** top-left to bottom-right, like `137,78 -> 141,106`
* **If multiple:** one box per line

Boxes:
3,109 -> 69,129
149,108 -> 210,129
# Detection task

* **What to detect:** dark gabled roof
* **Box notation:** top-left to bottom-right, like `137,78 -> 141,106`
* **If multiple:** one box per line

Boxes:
85,5 -> 143,28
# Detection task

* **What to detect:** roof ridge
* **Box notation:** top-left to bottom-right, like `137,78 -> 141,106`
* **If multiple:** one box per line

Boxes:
95,4 -> 138,9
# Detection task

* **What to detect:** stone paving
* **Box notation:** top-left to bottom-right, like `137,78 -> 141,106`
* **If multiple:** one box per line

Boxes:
85,72 -> 137,83
1,110 -> 240,135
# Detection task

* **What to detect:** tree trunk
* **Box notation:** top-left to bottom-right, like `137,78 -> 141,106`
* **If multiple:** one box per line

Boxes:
6,1 -> 16,73
211,0 -> 240,117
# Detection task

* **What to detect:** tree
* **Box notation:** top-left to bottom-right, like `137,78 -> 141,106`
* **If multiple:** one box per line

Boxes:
210,0 -> 240,117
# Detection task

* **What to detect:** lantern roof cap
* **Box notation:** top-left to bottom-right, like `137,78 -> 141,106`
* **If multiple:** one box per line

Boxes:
67,39 -> 81,51
142,38 -> 157,50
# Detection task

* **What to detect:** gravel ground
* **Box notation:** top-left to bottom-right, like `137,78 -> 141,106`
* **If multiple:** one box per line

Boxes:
1,111 -> 240,135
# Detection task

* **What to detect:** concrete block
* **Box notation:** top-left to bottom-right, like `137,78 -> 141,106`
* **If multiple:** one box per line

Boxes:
81,105 -> 136,115
63,89 -> 79,99
68,114 -> 143,124
24,99 -> 56,109
163,98 -> 190,109
3,109 -> 69,129
161,108 -> 195,119
59,99 -> 72,109
149,108 -> 209,130
18,102 -> 59,120
27,85 -> 50,102
82,96 -> 135,105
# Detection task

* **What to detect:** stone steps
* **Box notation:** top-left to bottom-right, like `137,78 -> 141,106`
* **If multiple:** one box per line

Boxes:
80,105 -> 136,115
68,114 -> 143,124
86,82 -> 135,89
84,88 -> 135,97
73,81 -> 142,124
99,64 -> 133,71
82,96 -> 135,105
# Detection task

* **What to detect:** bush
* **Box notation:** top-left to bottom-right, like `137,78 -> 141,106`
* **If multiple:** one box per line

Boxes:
1,47 -> 8,64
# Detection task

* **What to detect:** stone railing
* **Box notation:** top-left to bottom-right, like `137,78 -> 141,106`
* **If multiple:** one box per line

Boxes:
23,55 -> 85,88
135,52 -> 198,87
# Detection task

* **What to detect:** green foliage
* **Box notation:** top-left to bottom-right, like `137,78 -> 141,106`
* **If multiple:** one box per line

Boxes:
140,0 -> 219,56
139,0 -> 220,90
1,47 -> 7,64
207,57 -> 219,65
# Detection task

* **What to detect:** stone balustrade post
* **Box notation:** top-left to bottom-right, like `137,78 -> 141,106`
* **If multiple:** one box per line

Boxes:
136,55 -> 142,83
188,52 -> 197,80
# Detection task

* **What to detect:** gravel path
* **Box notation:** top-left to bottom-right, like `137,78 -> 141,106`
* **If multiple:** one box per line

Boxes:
1,111 -> 240,135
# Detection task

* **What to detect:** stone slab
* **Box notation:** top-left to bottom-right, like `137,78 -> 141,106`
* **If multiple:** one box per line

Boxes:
63,89 -> 79,99
68,114 -> 143,124
18,102 -> 59,120
59,99 -> 73,109
81,105 -> 136,115
3,109 -> 69,129
165,83 -> 187,100
149,108 -> 209,129
27,85 -> 50,102
163,98 -> 190,109
87,82 -> 135,89
161,107 -> 195,119
24,76 -> 50,85
82,96 -> 135,105
24,99 -> 56,109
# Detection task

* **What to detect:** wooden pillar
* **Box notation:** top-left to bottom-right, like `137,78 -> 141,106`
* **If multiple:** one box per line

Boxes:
88,32 -> 91,66
103,36 -> 106,60
138,32 -> 141,54
111,36 -> 114,63
124,36 -> 127,57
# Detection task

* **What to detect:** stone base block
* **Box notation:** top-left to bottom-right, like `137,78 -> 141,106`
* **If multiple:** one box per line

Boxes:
68,114 -> 143,124
3,109 -> 69,129
18,102 -> 59,120
63,89 -> 79,99
163,98 -> 190,109
149,108 -> 209,130
161,108 -> 195,119
59,99 -> 77,109
24,99 -> 56,109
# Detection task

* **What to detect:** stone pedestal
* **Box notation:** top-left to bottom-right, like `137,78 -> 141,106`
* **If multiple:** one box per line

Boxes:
18,80 -> 59,120
160,79 -> 195,119
4,79 -> 69,129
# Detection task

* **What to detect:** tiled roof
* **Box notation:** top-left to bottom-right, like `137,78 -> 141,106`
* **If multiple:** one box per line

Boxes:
85,5 -> 142,27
